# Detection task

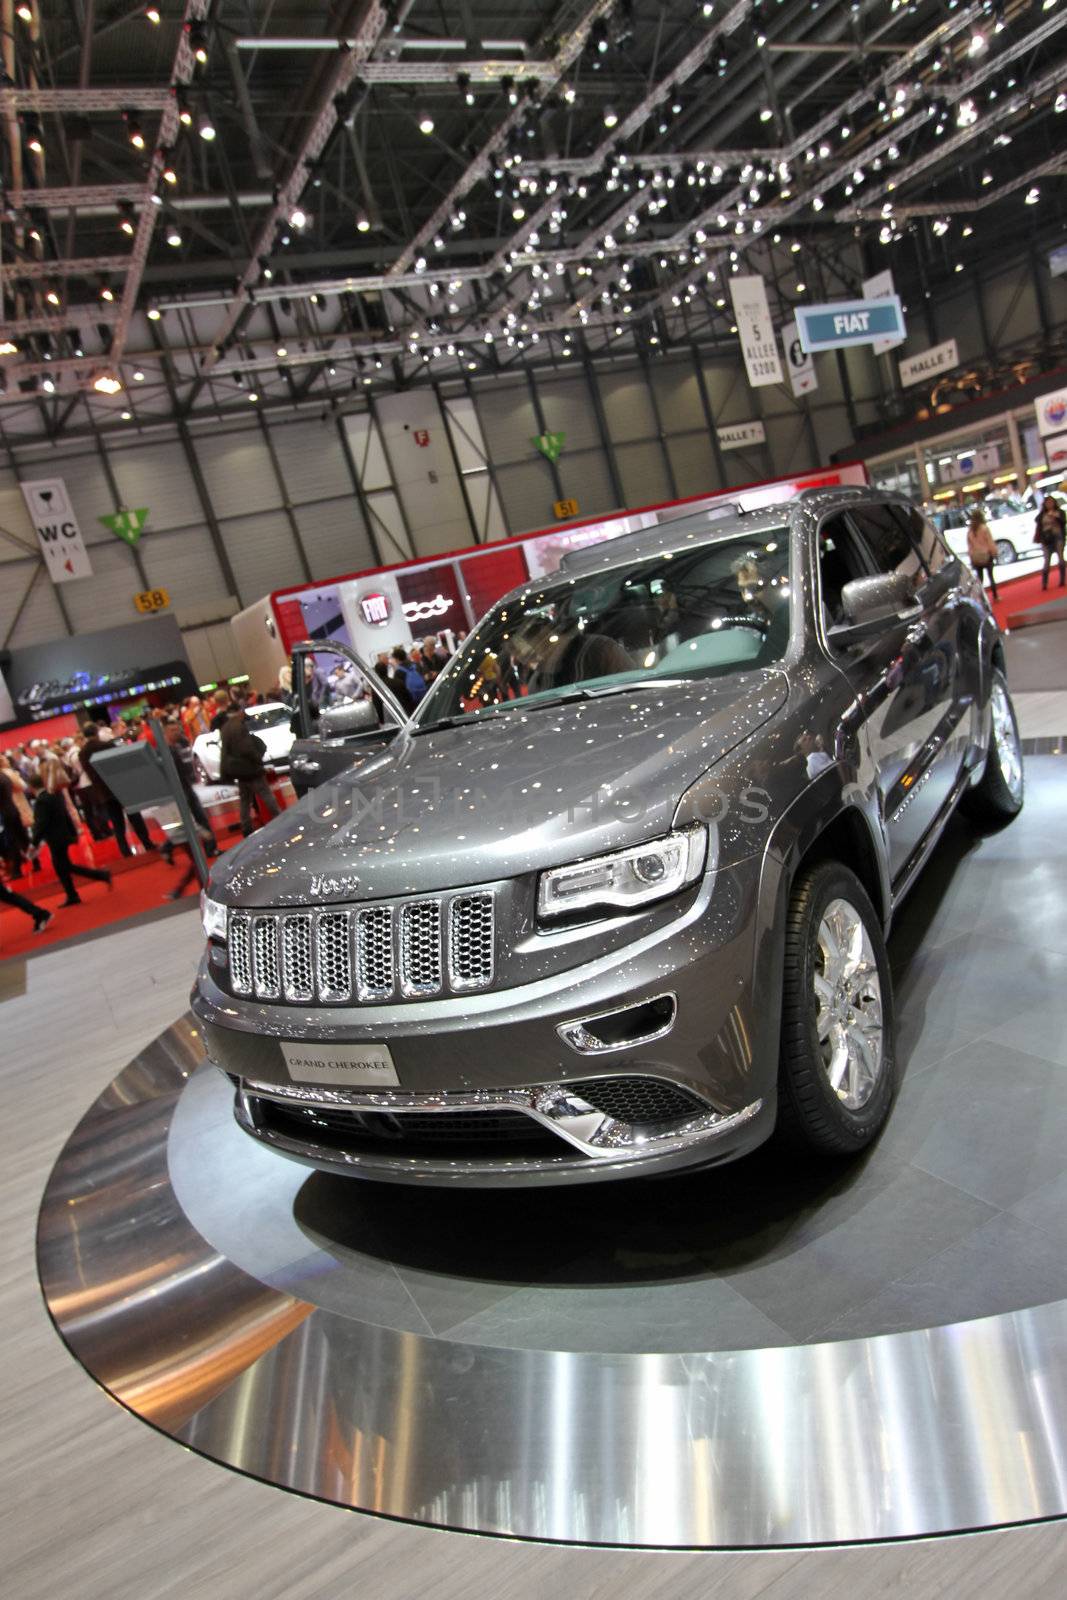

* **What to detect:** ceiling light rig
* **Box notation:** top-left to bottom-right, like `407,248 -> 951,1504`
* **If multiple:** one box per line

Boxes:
186,20 -> 210,65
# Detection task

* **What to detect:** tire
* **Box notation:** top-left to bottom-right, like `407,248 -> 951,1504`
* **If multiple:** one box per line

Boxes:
960,668 -> 1024,826
777,861 -> 896,1156
995,539 -> 1017,565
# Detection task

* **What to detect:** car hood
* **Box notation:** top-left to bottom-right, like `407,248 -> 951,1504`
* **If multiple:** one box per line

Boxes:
211,670 -> 788,907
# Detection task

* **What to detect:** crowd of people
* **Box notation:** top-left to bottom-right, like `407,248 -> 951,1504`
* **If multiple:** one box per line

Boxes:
0,680 -> 293,938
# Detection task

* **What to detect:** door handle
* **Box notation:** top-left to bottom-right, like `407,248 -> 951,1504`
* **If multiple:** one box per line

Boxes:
292,757 -> 321,772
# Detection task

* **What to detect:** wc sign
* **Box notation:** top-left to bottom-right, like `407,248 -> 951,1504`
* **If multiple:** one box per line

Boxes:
20,477 -> 94,583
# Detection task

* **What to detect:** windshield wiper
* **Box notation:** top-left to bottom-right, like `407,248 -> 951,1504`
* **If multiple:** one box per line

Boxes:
412,679 -> 691,733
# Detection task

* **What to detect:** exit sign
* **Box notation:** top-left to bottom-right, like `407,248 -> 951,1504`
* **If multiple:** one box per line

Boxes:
796,296 -> 905,353
554,497 -> 579,519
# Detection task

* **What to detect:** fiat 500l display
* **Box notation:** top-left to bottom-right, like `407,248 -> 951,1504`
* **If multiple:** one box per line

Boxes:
192,487 -> 1024,1187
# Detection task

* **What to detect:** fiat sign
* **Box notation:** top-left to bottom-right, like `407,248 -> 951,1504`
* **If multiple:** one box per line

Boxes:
359,592 -> 391,625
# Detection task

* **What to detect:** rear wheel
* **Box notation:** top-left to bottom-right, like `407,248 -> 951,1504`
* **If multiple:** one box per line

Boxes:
960,670 -> 1024,826
995,538 -> 1017,565
777,862 -> 896,1155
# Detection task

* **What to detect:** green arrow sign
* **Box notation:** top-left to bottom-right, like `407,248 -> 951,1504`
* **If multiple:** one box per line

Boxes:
533,431 -> 565,463
99,507 -> 149,545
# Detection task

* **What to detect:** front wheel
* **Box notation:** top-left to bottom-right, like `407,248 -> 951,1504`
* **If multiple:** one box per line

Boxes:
995,538 -> 1017,565
777,862 -> 896,1156
960,669 -> 1024,826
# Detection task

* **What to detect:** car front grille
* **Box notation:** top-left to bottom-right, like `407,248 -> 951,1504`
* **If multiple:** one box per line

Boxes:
228,891 -> 494,1006
258,1100 -> 560,1155
569,1075 -> 708,1125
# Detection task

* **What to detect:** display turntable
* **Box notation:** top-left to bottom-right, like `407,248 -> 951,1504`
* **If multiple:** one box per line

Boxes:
37,757 -> 1067,1548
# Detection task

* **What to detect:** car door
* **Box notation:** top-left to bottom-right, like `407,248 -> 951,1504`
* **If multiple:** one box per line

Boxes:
288,640 -> 410,795
843,502 -> 964,882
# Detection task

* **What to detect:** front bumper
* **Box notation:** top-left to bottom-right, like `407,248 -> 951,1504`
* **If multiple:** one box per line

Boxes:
192,860 -> 779,1186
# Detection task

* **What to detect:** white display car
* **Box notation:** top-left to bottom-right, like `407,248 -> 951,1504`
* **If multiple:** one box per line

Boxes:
192,702 -> 295,784
935,496 -> 1041,566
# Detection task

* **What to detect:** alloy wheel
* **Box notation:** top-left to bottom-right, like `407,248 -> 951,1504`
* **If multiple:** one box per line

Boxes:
991,680 -> 1023,804
812,897 -> 884,1110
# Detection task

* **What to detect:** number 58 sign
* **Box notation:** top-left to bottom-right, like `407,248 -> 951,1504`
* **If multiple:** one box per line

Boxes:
134,588 -> 170,614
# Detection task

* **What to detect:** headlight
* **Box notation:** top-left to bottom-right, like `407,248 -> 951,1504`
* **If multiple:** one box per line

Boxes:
537,825 -> 707,921
200,893 -> 228,942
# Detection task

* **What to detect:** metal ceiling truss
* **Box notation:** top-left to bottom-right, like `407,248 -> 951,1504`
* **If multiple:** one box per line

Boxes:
194,1 -> 391,379
389,0 -> 617,276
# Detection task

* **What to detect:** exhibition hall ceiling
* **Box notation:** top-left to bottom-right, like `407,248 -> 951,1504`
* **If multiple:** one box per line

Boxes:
0,0 -> 1065,437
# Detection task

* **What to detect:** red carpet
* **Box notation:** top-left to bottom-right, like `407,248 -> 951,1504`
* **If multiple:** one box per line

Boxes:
1,848 -> 207,958
991,568 -> 1067,630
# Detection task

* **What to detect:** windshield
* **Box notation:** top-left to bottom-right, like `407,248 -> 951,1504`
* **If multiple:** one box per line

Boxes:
417,530 -> 791,727
248,704 -> 291,730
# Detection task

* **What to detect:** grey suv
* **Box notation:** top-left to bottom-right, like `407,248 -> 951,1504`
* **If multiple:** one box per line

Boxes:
193,487 -> 1023,1186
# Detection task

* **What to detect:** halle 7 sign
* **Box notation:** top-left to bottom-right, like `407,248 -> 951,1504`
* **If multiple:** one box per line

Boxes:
20,477 -> 94,583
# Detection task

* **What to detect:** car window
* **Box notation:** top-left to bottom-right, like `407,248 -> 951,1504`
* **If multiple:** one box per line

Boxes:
890,504 -> 949,574
817,514 -> 870,627
248,705 -> 291,730
847,504 -> 927,589
419,531 -> 792,724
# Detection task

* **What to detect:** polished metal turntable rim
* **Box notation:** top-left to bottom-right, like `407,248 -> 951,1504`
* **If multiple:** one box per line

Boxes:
36,1016 -> 1067,1551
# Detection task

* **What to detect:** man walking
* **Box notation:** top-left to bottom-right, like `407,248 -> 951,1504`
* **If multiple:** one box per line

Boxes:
220,705 -> 281,837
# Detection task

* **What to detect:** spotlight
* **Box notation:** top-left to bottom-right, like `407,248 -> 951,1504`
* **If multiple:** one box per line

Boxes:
42,376 -> 56,394
0,338 -> 18,356
118,201 -> 136,236
165,221 -> 182,246
1025,186 -> 1040,205
248,390 -> 259,403
161,151 -> 178,184
457,72 -> 475,107
145,6 -> 161,23
133,369 -> 145,381
16,3 -> 33,20
124,111 -> 145,150
176,88 -> 193,127
121,410 -> 133,420
603,106 -> 618,128
187,20 -> 209,64
44,282 -> 61,307
100,279 -> 115,302
355,209 -> 371,233
417,109 -> 435,134
146,302 -> 162,320
289,206 -> 307,228
197,109 -> 216,141
93,372 -> 122,394
24,116 -> 44,154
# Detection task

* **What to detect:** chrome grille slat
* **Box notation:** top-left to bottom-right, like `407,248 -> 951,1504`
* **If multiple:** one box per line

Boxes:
355,906 -> 394,1001
229,892 -> 494,1004
448,893 -> 494,990
228,913 -> 252,995
399,901 -> 442,997
252,915 -> 280,1000
315,910 -> 352,1003
280,914 -> 313,1003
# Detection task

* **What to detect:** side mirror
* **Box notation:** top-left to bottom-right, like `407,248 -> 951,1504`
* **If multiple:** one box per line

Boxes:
828,572 -> 921,646
318,697 -> 379,737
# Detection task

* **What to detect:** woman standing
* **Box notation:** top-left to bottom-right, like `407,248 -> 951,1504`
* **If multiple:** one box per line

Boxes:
28,769 -> 112,907
966,509 -> 999,601
1036,493 -> 1067,590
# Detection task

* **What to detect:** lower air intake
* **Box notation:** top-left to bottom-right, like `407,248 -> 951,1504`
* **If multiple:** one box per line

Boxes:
569,1076 -> 709,1126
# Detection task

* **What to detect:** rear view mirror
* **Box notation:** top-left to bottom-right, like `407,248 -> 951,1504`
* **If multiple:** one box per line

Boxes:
842,571 -> 916,623
318,698 -> 379,737
828,572 -> 921,647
